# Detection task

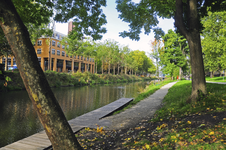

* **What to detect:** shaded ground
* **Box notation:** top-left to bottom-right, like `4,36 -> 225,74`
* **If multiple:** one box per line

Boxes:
76,111 -> 226,149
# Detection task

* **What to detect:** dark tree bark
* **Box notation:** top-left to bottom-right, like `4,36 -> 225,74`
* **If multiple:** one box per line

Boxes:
175,0 -> 206,102
0,1 -> 82,149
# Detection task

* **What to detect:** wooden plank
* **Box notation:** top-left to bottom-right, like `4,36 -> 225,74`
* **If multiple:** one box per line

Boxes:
4,142 -> 43,150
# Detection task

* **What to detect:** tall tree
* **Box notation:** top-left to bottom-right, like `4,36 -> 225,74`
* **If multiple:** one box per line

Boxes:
116,0 -> 226,101
201,11 -> 226,78
160,29 -> 189,79
0,0 -> 107,149
150,39 -> 164,78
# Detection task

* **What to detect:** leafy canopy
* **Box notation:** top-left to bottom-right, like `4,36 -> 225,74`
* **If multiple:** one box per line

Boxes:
201,10 -> 226,72
116,0 -> 226,40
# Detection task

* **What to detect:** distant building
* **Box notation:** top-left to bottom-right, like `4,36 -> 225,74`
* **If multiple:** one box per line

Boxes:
0,24 -> 95,73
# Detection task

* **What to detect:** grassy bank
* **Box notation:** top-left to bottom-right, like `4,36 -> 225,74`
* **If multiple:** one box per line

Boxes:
0,70 -> 154,92
128,80 -> 226,149
206,76 -> 226,82
113,78 -> 176,115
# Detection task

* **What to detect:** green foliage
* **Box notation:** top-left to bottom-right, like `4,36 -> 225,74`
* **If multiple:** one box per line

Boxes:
201,11 -> 226,73
116,0 -> 226,40
54,0 -> 107,40
158,29 -> 189,78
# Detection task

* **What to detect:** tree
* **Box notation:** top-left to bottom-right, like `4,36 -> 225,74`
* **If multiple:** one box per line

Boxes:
116,0 -> 226,101
160,29 -> 189,79
150,39 -> 164,78
0,0 -> 107,149
201,11 -> 226,78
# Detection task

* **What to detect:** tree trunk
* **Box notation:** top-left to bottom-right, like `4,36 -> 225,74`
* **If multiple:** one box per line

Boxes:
108,61 -> 110,74
96,61 -> 97,73
210,71 -> 213,78
102,60 -> 104,74
118,64 -> 120,75
125,66 -> 127,75
113,65 -> 115,75
0,1 -> 82,149
175,0 -> 206,102
179,67 -> 182,80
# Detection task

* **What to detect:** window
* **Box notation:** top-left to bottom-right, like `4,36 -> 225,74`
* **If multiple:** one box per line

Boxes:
62,45 -> 65,49
87,57 -> 89,61
62,51 -> 65,56
2,57 -> 5,64
52,49 -> 55,55
52,33 -> 55,38
37,49 -> 41,54
56,34 -> 59,39
37,40 -> 42,46
57,42 -> 60,48
66,54 -> 68,57
52,40 -> 56,46
77,55 -> 79,59
84,57 -> 86,60
67,45 -> 69,49
13,58 -> 16,66
57,50 -> 60,55
7,58 -> 11,66
90,58 -> 92,62
81,56 -> 83,60
33,42 -> 36,46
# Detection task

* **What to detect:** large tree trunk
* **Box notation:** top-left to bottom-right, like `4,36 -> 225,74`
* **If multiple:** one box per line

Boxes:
118,64 -> 120,75
175,0 -> 206,102
0,1 -> 82,149
113,65 -> 115,75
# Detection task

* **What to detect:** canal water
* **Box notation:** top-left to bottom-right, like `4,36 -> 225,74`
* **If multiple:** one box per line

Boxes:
0,81 -> 149,148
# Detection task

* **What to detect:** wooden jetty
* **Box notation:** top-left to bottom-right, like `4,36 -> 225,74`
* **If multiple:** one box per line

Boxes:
0,98 -> 133,150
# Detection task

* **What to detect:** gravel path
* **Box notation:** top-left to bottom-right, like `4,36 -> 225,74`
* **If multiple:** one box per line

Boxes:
97,81 -> 177,130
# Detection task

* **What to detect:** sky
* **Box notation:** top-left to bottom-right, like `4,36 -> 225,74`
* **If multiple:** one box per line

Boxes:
55,0 -> 175,55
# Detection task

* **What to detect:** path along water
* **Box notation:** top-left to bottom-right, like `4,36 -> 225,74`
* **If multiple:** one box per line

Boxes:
0,81 -> 148,148
1,81 -> 177,150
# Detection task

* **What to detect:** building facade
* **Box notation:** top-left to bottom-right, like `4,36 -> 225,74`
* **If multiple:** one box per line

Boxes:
0,31 -> 95,73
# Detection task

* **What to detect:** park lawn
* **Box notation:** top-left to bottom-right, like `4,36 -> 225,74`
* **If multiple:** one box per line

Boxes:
206,76 -> 226,82
132,80 -> 226,149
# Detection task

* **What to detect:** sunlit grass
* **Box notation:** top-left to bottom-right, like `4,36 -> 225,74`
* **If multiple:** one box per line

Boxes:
145,80 -> 226,149
206,76 -> 226,82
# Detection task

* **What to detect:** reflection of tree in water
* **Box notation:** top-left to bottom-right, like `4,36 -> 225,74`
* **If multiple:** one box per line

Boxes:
0,81 -> 148,147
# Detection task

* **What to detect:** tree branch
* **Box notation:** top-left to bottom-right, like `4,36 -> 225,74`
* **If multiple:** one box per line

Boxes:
175,0 -> 189,39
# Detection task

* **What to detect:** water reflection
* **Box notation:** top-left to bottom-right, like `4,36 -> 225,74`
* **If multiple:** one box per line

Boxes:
0,82 -> 147,147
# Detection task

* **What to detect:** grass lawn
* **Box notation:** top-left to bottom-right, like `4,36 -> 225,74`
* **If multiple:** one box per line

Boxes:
206,76 -> 226,82
144,80 -> 226,149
